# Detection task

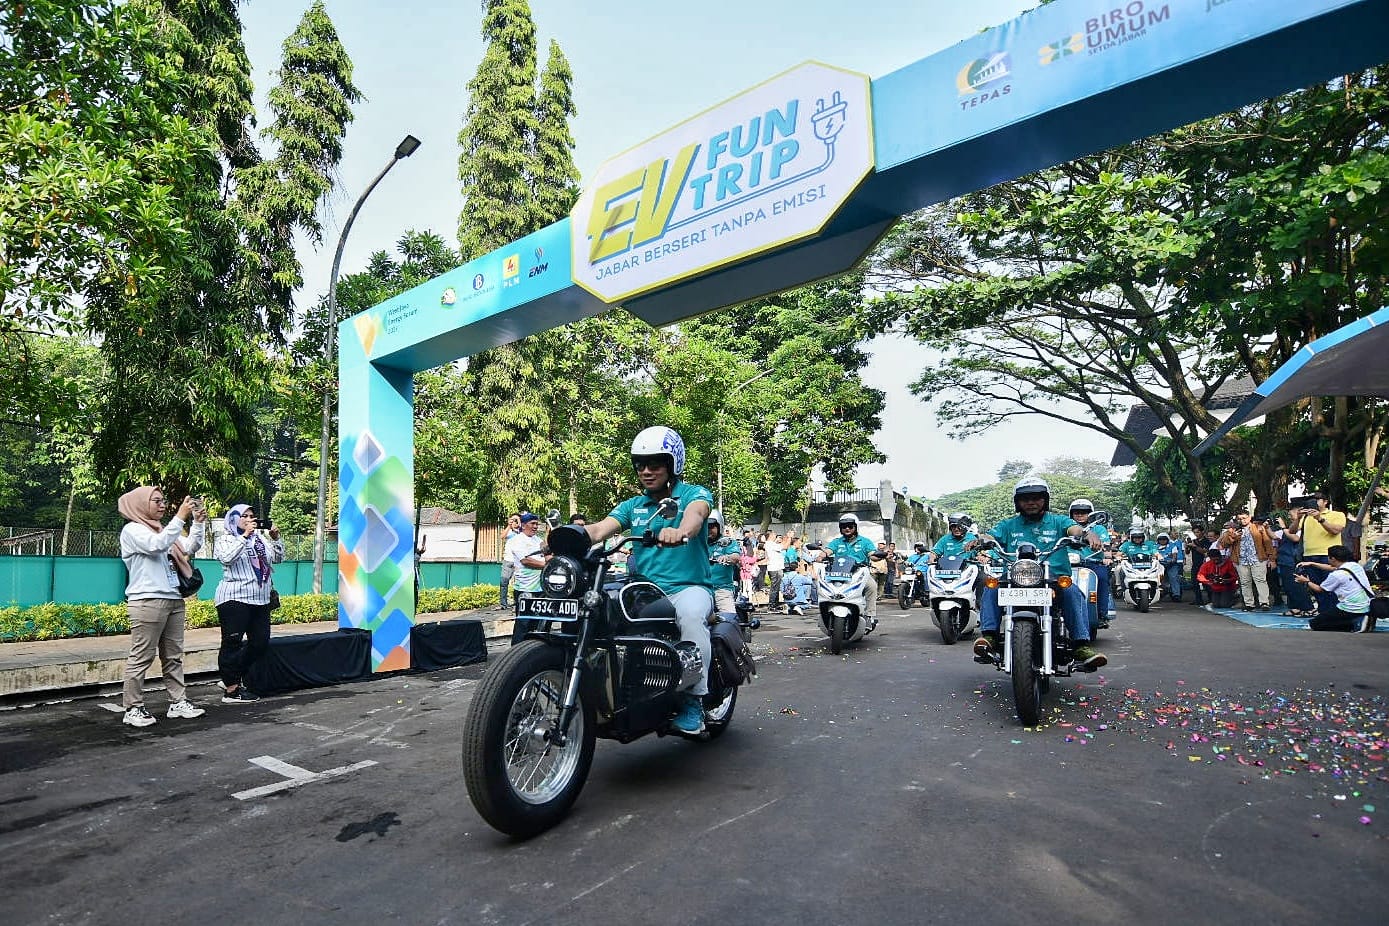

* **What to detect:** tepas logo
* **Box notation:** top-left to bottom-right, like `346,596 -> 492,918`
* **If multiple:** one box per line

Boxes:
956,53 -> 1011,94
1038,34 -> 1085,66
472,273 -> 485,291
440,287 -> 457,308
957,52 -> 1012,111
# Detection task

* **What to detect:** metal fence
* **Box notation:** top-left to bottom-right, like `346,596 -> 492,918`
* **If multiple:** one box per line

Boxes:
0,527 -> 332,560
1,556 -> 501,608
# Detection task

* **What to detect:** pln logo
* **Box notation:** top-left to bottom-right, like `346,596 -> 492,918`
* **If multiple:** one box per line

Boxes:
1038,34 -> 1084,65
503,253 -> 521,288
957,52 -> 1012,111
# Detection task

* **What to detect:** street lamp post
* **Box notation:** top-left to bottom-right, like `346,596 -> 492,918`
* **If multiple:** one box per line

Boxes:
312,135 -> 421,594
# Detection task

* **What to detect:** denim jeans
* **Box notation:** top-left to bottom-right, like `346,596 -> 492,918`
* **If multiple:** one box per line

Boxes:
1087,562 -> 1112,619
1278,563 -> 1314,611
1163,563 -> 1184,601
670,586 -> 714,695
1303,555 -> 1338,614
980,583 -> 1091,642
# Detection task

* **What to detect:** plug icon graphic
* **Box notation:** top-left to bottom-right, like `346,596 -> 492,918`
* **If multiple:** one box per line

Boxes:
812,91 -> 848,146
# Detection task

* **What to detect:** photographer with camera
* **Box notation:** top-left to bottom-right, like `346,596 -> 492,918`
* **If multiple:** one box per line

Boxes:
1296,546 -> 1376,632
1291,492 -> 1345,617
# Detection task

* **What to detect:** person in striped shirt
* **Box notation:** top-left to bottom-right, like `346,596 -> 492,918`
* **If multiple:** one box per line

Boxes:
214,504 -> 285,702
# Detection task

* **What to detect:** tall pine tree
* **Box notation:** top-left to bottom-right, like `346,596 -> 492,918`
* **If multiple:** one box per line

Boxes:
455,1 -> 583,520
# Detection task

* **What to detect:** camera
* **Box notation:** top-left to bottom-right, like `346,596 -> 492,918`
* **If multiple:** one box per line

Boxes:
1289,495 -> 1318,511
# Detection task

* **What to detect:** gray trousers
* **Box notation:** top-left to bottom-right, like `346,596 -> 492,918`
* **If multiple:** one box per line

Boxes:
123,597 -> 187,708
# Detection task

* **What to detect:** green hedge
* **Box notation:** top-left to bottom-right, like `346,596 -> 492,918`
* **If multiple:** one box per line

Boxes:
0,584 -> 499,643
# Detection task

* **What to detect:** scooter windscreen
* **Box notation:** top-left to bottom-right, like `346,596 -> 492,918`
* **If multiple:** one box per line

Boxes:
936,554 -> 970,573
825,554 -> 860,581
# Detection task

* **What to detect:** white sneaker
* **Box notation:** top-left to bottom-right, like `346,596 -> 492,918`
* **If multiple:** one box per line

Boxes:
166,699 -> 206,719
123,706 -> 156,727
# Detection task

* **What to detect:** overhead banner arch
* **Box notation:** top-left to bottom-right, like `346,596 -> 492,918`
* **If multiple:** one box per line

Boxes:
338,0 -> 1389,670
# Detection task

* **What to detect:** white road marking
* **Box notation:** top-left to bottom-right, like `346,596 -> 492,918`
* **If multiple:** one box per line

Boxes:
98,703 -> 125,714
232,755 -> 378,801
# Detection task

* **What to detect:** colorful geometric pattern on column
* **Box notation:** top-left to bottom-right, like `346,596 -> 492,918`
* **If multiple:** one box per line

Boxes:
337,337 -> 415,671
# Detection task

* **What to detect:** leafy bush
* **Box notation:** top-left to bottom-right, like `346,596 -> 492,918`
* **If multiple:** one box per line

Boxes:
0,584 -> 497,643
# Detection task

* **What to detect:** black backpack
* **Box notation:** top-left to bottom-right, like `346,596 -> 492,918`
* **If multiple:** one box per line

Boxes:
710,619 -> 756,686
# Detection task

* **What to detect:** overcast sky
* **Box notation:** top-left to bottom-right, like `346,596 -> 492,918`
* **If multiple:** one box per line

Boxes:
239,0 -> 1124,499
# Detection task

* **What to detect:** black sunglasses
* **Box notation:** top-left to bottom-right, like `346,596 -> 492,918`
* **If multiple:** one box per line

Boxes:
632,456 -> 668,471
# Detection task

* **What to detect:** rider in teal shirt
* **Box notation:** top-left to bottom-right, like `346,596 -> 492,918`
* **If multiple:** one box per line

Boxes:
587,426 -> 714,735
825,512 -> 879,621
1119,529 -> 1159,561
931,513 -> 977,562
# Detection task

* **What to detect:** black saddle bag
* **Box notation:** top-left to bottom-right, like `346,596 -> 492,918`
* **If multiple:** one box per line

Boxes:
710,619 -> 756,686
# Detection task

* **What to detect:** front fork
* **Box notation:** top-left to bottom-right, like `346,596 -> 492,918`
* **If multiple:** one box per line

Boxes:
1001,607 -> 1054,676
551,619 -> 593,747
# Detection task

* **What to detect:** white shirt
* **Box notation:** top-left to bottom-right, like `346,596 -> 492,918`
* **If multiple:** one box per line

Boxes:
504,531 -> 545,592
765,539 -> 785,572
213,528 -> 285,606
1321,562 -> 1372,614
120,517 -> 205,600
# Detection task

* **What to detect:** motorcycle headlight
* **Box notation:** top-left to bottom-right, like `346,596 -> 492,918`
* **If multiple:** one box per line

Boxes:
1009,559 -> 1044,587
541,555 -> 583,597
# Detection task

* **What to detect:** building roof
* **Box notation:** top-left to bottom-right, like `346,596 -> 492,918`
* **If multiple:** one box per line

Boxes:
1110,377 -> 1256,466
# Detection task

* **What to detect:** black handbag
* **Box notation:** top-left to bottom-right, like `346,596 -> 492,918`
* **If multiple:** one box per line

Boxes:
176,565 -> 204,598
268,588 -> 282,611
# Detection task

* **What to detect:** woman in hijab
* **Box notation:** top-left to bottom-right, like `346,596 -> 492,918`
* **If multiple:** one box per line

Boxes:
214,504 -> 285,702
118,487 -> 208,727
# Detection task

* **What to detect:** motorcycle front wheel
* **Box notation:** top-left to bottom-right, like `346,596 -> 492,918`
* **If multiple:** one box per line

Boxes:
940,607 -> 960,645
1010,621 -> 1043,726
830,614 -> 846,654
463,640 -> 595,838
1135,587 -> 1151,613
898,585 -> 911,610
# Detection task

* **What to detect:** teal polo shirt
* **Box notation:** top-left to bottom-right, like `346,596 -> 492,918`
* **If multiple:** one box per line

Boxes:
608,481 -> 714,593
990,511 -> 1079,577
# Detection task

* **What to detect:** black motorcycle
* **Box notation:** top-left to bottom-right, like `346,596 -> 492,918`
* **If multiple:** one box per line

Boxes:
463,509 -> 755,838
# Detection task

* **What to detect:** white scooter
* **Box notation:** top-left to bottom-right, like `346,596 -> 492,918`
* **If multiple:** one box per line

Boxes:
1117,554 -> 1164,612
815,553 -> 877,654
926,554 -> 982,645
1068,551 -> 1102,637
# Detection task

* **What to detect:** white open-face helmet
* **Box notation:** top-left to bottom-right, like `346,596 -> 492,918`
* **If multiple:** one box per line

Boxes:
1013,476 -> 1051,511
630,426 -> 686,476
1068,498 -> 1094,515
708,508 -> 726,532
838,512 -> 860,529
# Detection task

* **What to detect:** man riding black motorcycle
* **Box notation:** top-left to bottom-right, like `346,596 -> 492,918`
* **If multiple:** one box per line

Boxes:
584,426 -> 715,735
970,477 -> 1108,671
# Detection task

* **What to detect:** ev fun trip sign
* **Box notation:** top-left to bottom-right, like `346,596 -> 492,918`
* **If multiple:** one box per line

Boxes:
570,62 -> 874,304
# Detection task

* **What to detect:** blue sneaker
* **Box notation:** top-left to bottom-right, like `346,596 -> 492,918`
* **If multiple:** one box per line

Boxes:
672,694 -> 705,734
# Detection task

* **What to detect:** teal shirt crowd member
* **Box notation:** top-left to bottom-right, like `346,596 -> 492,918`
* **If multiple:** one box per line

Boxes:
932,532 -> 976,560
705,509 -> 743,613
1119,536 -> 1159,560
586,426 -> 715,735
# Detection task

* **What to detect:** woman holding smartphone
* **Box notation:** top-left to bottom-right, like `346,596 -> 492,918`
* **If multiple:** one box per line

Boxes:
214,504 -> 285,702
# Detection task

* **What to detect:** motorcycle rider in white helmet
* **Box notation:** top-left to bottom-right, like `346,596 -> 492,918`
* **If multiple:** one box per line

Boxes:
825,512 -> 880,622
706,508 -> 744,614
1068,498 -> 1113,628
585,426 -> 715,735
969,477 -> 1108,670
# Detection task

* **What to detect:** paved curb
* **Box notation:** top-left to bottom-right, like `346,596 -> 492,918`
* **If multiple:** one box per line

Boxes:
0,609 -> 517,699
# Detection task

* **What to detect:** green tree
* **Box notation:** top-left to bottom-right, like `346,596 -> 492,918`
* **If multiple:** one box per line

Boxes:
0,0 -> 199,343
865,70 -> 1389,520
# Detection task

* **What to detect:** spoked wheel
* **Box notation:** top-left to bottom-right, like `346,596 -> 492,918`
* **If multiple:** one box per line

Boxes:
940,608 -> 960,645
830,614 -> 845,654
463,641 -> 595,838
702,685 -> 738,739
1010,621 -> 1043,726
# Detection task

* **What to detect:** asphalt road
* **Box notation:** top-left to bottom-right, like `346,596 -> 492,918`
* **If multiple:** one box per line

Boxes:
2,602 -> 1386,926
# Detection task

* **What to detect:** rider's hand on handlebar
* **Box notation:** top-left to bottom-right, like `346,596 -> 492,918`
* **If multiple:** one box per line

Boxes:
656,526 -> 688,546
